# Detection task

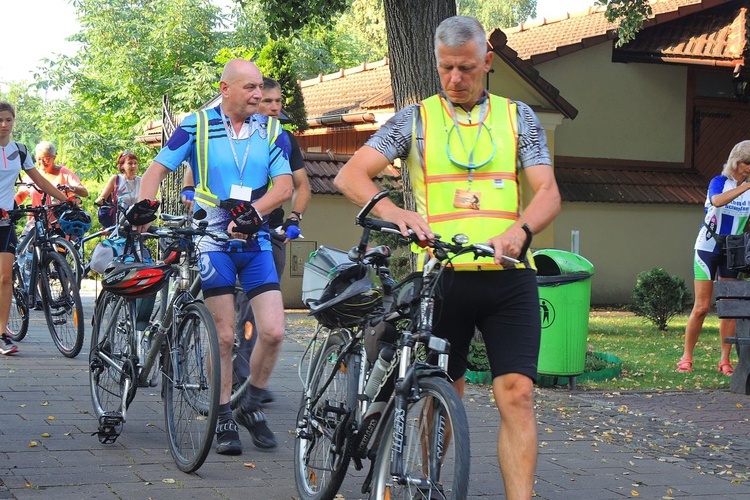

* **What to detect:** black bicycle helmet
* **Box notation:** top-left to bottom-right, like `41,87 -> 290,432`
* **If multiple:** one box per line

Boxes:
102,260 -> 171,298
309,263 -> 384,328
58,209 -> 92,237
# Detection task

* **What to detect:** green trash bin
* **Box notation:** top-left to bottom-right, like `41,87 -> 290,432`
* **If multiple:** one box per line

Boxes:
533,249 -> 594,377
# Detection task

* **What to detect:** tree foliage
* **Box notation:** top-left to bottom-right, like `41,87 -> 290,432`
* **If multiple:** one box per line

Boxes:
597,0 -> 652,46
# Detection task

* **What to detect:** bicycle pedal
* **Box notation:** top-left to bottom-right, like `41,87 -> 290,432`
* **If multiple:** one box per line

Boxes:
94,411 -> 123,444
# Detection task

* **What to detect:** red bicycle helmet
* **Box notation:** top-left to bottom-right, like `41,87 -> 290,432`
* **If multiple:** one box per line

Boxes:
102,260 -> 172,298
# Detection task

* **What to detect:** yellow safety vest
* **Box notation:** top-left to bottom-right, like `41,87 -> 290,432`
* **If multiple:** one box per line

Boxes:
194,109 -> 283,208
408,94 -> 531,270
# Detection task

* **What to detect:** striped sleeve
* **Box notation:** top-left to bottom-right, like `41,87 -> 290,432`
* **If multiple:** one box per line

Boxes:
515,101 -> 552,168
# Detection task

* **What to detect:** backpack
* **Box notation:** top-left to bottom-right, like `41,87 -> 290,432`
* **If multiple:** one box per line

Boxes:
15,142 -> 28,165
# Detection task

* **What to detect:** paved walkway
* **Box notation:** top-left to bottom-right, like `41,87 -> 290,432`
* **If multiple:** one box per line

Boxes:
1,285 -> 749,499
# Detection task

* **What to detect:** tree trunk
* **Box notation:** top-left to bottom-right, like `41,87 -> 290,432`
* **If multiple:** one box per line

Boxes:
383,0 -> 456,270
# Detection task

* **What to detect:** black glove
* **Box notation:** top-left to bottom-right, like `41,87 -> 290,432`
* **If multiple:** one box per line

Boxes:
230,202 -> 263,235
281,217 -> 299,232
125,199 -> 160,225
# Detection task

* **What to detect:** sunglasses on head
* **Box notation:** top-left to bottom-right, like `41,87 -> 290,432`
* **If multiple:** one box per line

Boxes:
118,151 -> 133,159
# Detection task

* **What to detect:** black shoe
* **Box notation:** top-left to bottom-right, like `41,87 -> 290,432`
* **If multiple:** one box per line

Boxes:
233,378 -> 275,405
215,419 -> 242,455
258,387 -> 275,405
234,408 -> 277,449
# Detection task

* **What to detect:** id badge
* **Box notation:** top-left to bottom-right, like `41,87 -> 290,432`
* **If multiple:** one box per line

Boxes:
453,189 -> 481,210
230,184 -> 253,202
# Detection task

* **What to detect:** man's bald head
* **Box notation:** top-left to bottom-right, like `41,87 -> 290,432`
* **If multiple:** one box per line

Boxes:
219,59 -> 263,122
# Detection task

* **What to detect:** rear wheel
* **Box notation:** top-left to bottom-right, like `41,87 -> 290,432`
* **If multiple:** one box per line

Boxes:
163,302 -> 220,473
89,291 -> 135,418
294,332 -> 359,500
39,252 -> 85,357
369,376 -> 470,500
7,265 -> 29,342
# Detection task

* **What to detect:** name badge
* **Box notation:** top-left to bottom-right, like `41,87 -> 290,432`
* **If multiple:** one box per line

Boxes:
494,179 -> 505,188
230,184 -> 253,202
453,189 -> 481,210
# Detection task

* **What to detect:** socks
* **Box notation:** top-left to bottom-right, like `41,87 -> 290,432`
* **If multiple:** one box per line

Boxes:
219,403 -> 232,422
242,384 -> 264,412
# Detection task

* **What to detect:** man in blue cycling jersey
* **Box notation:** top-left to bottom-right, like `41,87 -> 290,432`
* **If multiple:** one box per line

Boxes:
137,59 -> 293,455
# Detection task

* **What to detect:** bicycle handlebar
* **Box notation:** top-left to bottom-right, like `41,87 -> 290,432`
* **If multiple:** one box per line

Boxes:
354,190 -> 524,265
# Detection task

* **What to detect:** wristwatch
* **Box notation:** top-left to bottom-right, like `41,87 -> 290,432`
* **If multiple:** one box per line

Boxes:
521,223 -> 533,240
291,211 -> 303,221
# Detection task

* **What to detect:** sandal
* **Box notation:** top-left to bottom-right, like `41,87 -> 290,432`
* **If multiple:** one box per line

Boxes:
718,361 -> 734,376
676,357 -> 693,373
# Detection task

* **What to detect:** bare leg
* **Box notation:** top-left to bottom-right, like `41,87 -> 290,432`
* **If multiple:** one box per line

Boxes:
493,373 -> 537,500
0,254 -> 13,336
205,293 -> 237,405
681,280 -> 714,364
248,290 -> 285,389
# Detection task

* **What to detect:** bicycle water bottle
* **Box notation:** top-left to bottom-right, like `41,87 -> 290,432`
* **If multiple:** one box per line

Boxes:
364,345 -> 395,400
21,247 -> 33,289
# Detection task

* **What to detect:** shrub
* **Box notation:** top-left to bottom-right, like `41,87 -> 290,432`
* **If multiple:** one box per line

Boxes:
467,339 -> 490,372
629,267 -> 689,331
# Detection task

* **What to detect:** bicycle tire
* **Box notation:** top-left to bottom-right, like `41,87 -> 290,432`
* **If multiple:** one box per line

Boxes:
39,252 -> 85,357
7,264 -> 29,342
294,331 -> 359,500
89,291 -> 136,417
163,301 -> 220,473
369,376 -> 470,500
51,236 -> 83,288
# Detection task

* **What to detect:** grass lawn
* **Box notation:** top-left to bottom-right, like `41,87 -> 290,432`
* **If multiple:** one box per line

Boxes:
582,310 -> 733,391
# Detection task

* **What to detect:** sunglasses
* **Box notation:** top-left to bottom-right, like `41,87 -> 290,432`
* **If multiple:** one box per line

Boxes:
38,156 -> 56,162
118,151 -> 132,159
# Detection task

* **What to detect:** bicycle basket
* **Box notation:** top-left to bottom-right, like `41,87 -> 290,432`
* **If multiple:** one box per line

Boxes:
309,263 -> 384,328
59,209 -> 92,237
102,260 -> 171,298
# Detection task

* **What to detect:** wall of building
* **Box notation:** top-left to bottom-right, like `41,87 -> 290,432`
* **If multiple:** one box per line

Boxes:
554,202 -> 701,305
279,195 -> 361,308
534,43 -> 688,162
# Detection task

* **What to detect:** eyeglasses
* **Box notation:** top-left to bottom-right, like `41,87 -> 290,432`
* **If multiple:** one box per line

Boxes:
118,151 -> 132,159
445,122 -> 496,170
38,156 -> 55,162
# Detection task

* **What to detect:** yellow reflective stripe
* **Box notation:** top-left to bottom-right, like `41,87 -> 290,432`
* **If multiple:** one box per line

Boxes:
194,110 -> 219,207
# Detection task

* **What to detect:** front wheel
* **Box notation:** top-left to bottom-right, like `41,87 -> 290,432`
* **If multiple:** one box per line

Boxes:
7,264 -> 29,342
89,291 -> 135,418
51,236 -> 83,288
294,331 -> 359,500
163,302 -> 220,473
39,252 -> 85,357
369,376 -> 470,500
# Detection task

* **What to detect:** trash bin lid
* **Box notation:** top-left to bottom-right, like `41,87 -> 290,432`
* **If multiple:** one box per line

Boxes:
533,249 -> 594,276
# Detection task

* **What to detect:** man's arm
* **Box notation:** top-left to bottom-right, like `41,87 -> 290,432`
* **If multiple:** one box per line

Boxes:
334,145 -> 433,240
253,174 -> 292,217
138,161 -> 171,202
290,168 -> 311,216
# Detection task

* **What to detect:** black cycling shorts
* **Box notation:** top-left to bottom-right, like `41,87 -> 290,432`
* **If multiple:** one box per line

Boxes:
432,269 -> 541,383
0,225 -> 17,254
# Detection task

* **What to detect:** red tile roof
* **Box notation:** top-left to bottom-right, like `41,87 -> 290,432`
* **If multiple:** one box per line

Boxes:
505,0 -> 736,64
300,59 -> 393,119
554,164 -> 706,204
614,1 -> 748,67
302,151 -> 399,195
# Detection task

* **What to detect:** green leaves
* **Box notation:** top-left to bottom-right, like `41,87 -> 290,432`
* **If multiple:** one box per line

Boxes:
597,0 -> 653,47
630,268 -> 689,331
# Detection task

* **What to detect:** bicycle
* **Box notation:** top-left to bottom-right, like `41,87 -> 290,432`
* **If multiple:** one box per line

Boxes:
8,203 -> 86,358
294,190 -> 525,499
88,209 -> 226,473
14,182 -> 89,287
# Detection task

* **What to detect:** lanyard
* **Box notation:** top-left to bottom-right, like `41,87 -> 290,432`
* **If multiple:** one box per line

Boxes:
219,106 -> 252,183
443,95 -> 489,170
